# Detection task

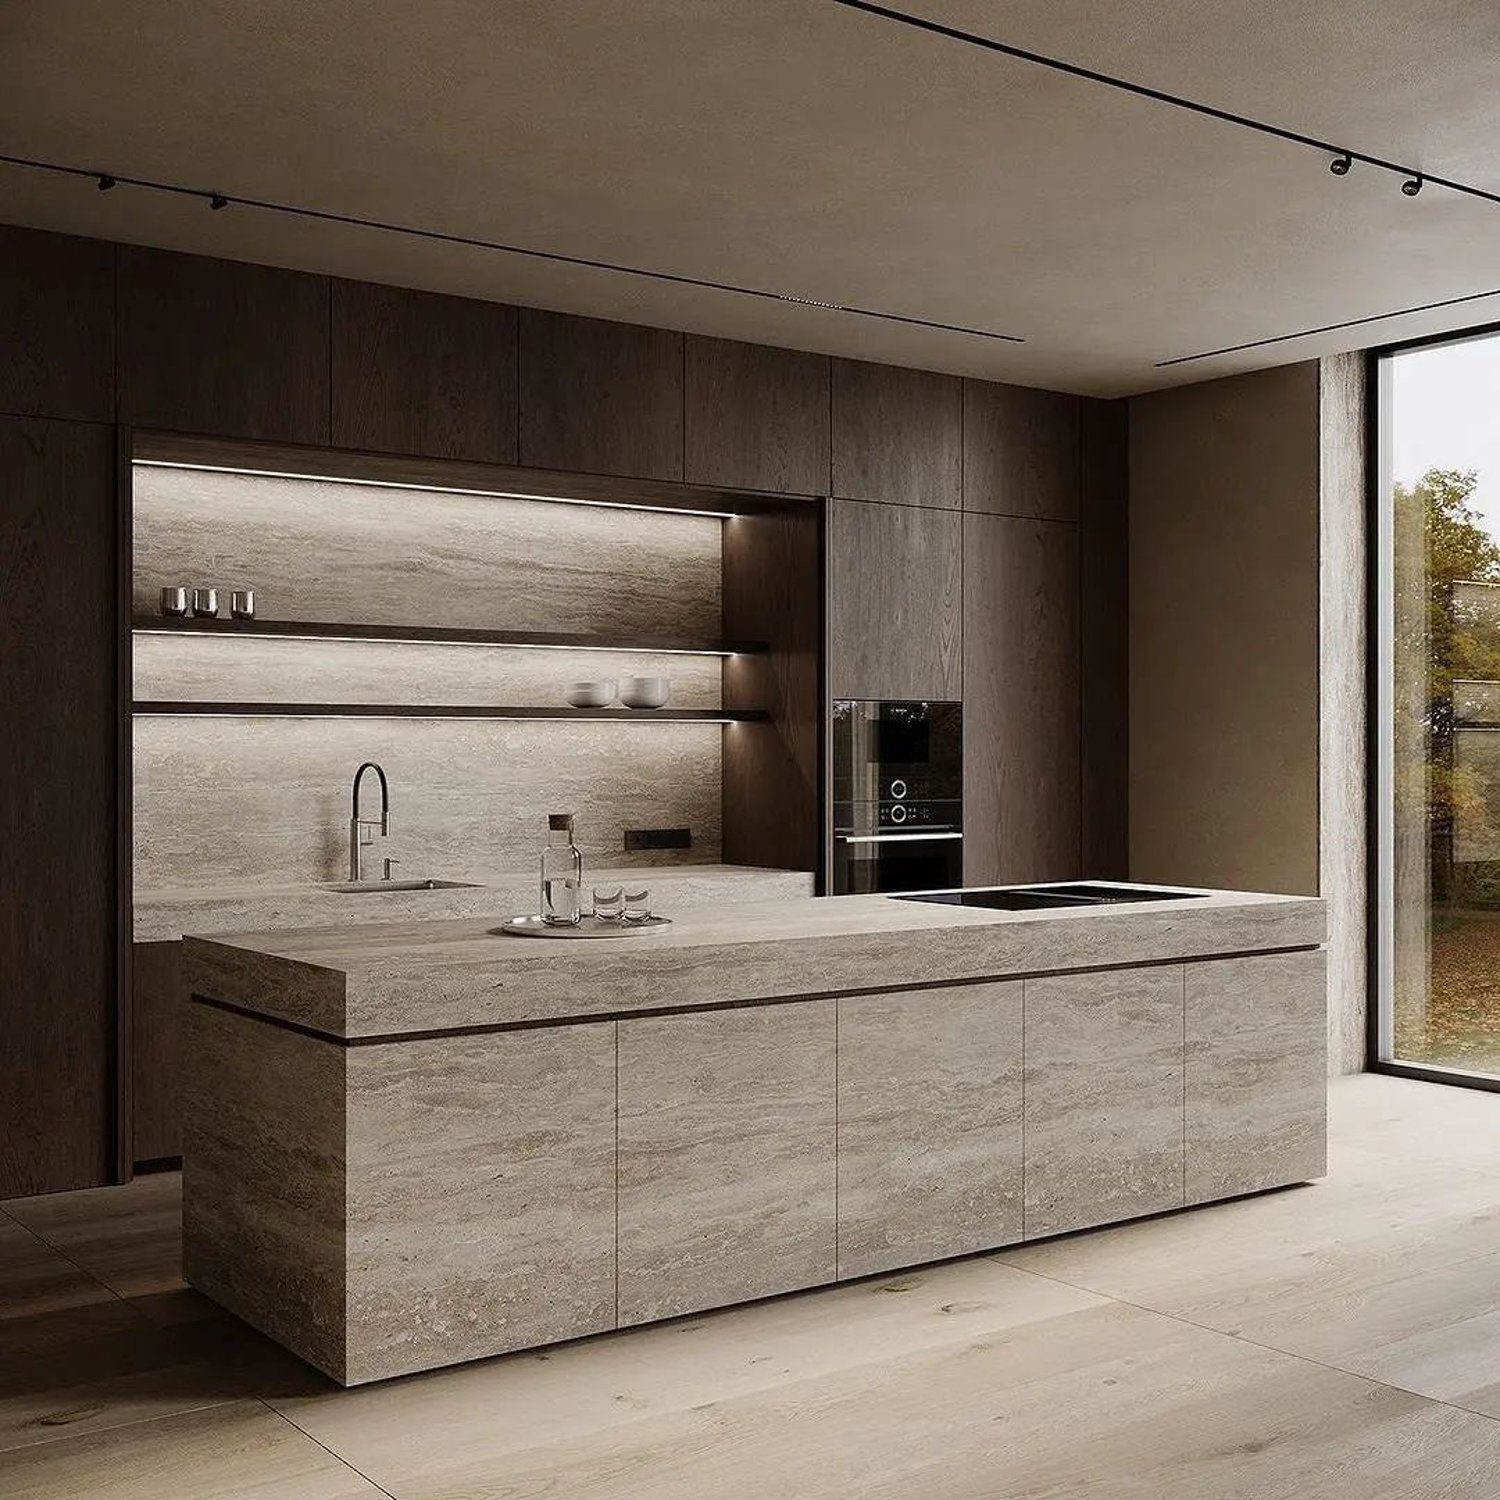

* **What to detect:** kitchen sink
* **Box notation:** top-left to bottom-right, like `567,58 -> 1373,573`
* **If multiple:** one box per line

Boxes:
329,879 -> 481,894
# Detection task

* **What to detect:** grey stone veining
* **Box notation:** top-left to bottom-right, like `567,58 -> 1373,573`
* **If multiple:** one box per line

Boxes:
183,886 -> 1325,1039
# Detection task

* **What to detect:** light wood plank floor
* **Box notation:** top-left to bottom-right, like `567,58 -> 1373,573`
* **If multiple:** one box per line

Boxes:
2,1075 -> 1498,1498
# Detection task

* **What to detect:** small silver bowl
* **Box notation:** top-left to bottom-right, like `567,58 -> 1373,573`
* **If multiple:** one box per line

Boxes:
565,680 -> 617,708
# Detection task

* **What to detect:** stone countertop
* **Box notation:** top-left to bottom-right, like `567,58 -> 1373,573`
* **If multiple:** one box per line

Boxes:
134,863 -> 815,944
183,882 -> 1325,1041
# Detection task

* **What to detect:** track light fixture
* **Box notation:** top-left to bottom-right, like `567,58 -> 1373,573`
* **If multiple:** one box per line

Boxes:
96,174 -> 115,191
1329,153 -> 1351,176
208,192 -> 229,211
1401,175 -> 1424,197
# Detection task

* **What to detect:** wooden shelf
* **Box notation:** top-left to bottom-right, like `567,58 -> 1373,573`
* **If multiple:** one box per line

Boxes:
133,700 -> 765,722
131,614 -> 765,657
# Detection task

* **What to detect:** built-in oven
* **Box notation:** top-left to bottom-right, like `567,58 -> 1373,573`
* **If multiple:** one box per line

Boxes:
831,699 -> 962,895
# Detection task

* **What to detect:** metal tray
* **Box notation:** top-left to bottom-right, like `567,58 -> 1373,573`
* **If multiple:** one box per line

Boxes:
492,914 -> 672,939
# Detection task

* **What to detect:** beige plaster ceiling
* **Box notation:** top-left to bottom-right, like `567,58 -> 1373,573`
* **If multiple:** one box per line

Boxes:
2,0 -> 1499,395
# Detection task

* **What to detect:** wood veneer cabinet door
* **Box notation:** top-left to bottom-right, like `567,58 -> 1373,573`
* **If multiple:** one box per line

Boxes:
837,983 -> 1023,1278
964,380 -> 1081,520
132,941 -> 184,1164
684,335 -> 828,494
828,497 -> 962,700
1023,966 -> 1185,1239
0,225 -> 114,422
963,511 -> 1081,884
331,281 -> 518,463
616,1002 -> 836,1325
0,416 -> 117,1195
518,309 -> 683,480
831,359 -> 962,509
1184,950 -> 1328,1204
118,245 -> 330,443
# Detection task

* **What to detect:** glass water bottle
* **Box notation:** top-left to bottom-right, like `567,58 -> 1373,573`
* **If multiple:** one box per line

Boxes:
540,812 -> 583,925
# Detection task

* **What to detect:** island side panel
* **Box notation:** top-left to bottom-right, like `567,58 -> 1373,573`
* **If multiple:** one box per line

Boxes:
1023,966 -> 1186,1240
182,1001 -> 349,1382
836,982 -> 1024,1279
343,1021 -> 618,1384
617,1001 -> 836,1326
1184,950 -> 1329,1203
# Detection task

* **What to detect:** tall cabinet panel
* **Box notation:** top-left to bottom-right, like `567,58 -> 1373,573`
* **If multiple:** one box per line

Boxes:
0,416 -> 117,1195
117,246 -> 331,443
963,380 -> 1080,520
963,512 -> 1081,884
831,359 -> 962,510
518,309 -> 683,481
684,335 -> 828,494
0,225 -> 115,422
829,497 -> 962,701
331,281 -> 518,463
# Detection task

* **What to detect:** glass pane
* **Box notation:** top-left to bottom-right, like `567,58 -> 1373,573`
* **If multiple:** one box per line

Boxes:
1381,334 -> 1500,1079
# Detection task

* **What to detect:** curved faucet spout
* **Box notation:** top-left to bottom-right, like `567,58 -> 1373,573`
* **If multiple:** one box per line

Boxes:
349,762 -> 391,882
352,761 -> 390,834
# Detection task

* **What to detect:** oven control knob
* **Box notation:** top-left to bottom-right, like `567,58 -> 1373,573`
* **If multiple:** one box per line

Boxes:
890,804 -> 907,824
890,778 -> 908,799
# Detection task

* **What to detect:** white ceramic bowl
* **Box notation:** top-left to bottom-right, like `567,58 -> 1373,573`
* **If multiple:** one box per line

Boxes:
565,680 -> 617,708
619,675 -> 671,709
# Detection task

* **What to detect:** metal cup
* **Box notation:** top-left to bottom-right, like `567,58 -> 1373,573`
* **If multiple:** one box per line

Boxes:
191,587 -> 219,618
230,589 -> 255,620
159,586 -> 189,617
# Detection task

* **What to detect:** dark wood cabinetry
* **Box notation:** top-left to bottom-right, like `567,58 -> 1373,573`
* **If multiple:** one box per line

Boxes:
0,416 -> 118,1196
832,359 -> 962,510
519,309 -> 683,480
829,498 -> 961,700
684,335 -> 828,494
331,281 -> 518,463
1080,399 -> 1129,877
0,226 -> 115,423
964,380 -> 1081,521
118,246 -> 331,444
963,511 -> 1081,884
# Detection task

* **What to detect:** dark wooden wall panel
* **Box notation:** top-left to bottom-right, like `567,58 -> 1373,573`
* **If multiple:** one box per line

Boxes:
684,336 -> 828,495
963,511 -> 1081,884
331,281 -> 517,463
519,309 -> 683,481
0,226 -> 115,423
964,380 -> 1081,521
0,416 -> 117,1196
832,359 -> 962,510
131,940 -> 182,1163
118,245 -> 330,444
1081,398 -> 1129,878
829,498 -> 961,701
722,507 -> 823,873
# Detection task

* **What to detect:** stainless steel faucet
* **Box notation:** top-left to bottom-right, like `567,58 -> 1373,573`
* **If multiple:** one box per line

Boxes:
349,761 -> 391,882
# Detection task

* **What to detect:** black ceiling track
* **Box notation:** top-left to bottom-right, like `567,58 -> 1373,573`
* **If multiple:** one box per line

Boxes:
831,0 -> 1500,209
0,149 -> 1023,345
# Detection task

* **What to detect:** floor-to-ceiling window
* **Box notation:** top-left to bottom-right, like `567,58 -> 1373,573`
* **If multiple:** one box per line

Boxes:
1375,329 -> 1500,1087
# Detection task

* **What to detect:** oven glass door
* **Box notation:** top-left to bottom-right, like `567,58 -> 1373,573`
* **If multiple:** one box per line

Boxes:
833,831 -> 963,895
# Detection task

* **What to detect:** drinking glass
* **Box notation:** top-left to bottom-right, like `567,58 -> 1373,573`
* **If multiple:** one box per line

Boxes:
593,885 -> 624,921
623,888 -> 652,923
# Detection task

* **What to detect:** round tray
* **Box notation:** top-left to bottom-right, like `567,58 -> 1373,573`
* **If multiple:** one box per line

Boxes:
492,914 -> 672,939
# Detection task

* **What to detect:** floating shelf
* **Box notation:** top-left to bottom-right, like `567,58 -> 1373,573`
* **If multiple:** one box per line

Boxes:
132,700 -> 766,722
131,615 -> 765,657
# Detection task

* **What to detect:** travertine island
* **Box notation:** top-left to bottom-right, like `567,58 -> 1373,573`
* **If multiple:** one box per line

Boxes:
182,882 -> 1327,1386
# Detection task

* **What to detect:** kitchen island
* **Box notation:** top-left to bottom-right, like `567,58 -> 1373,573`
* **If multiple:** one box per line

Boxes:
182,882 -> 1326,1385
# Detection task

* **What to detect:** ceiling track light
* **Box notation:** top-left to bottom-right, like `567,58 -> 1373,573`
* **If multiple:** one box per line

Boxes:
1402,175 -> 1424,198
1329,153 -> 1352,176
95,173 -> 116,192
208,192 -> 229,211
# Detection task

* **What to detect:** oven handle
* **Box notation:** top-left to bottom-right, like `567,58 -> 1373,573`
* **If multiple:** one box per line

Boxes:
835,831 -> 964,844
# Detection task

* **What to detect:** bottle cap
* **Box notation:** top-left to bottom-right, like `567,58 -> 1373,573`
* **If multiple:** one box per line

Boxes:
548,812 -> 574,831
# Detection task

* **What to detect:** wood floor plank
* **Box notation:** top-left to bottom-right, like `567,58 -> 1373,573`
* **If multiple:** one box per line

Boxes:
0,1401 -> 384,1498
0,1219 -> 114,1321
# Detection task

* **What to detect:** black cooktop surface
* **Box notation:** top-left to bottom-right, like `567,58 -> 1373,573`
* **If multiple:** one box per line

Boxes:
892,884 -> 1206,911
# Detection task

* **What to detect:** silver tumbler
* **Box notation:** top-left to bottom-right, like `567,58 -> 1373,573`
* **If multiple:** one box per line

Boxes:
230,589 -> 256,620
191,587 -> 219,618
159,586 -> 190,617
